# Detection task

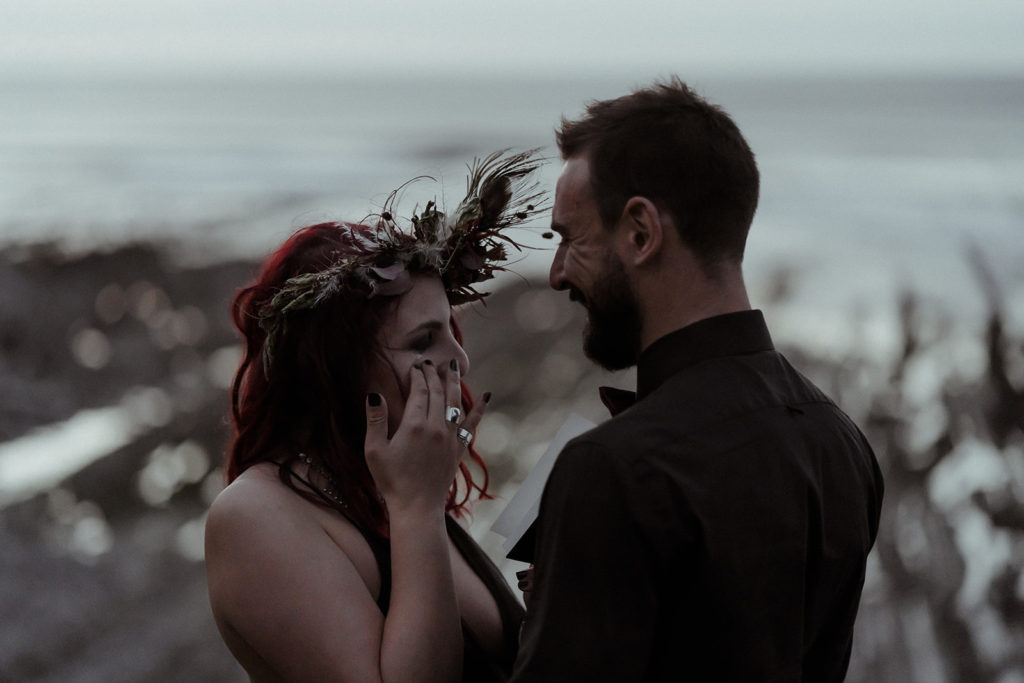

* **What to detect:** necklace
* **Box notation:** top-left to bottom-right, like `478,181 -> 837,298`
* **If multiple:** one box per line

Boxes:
298,452 -> 346,507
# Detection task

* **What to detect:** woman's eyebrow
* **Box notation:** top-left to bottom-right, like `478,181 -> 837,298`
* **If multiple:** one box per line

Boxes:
403,320 -> 444,338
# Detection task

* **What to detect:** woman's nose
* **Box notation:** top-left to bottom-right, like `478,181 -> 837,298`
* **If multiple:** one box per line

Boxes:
438,341 -> 471,379
453,343 -> 471,378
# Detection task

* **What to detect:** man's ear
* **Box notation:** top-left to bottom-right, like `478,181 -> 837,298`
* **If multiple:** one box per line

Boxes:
618,196 -> 664,266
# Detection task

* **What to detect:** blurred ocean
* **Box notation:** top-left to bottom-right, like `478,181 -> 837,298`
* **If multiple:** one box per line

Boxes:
1,73 -> 1022,354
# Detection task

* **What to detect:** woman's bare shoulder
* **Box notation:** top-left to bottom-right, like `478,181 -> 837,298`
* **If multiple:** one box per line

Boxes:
204,464 -> 389,681
205,463 -> 380,590
205,463 -> 361,562
207,464 -> 294,523
205,464 -> 313,571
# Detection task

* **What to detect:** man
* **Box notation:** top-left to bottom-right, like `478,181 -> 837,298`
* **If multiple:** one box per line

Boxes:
511,78 -> 884,681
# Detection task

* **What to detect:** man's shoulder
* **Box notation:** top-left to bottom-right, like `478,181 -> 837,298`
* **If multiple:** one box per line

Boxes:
561,350 -> 864,467
649,349 -> 837,422
563,410 -> 661,454
543,420 -> 643,488
555,408 -> 693,478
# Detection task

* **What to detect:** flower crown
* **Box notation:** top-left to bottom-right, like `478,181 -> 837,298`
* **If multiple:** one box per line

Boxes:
256,149 -> 548,374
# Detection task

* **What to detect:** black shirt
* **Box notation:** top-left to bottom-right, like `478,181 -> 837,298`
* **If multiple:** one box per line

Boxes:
511,310 -> 884,682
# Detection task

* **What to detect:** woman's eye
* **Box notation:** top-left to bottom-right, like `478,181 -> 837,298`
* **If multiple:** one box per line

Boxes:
410,332 -> 434,352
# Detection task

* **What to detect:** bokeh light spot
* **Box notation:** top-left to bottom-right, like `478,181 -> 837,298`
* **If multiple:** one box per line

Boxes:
137,440 -> 210,506
94,283 -> 128,324
70,327 -> 112,369
206,345 -> 242,390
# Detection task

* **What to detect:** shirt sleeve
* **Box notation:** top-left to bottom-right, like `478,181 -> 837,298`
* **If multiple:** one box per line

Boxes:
510,438 -> 670,681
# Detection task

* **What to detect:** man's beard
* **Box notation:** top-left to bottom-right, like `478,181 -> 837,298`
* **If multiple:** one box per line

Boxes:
578,253 -> 642,371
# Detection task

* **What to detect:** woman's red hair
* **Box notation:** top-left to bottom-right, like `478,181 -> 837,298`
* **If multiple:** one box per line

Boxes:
226,222 -> 490,538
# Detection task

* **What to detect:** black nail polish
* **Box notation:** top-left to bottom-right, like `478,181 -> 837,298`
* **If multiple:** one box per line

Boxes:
483,391 -> 492,403
368,393 -> 382,406
422,359 -> 433,366
450,358 -> 459,372
515,569 -> 529,580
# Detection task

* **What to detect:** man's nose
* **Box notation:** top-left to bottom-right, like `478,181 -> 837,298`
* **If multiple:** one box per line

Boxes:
549,245 -> 569,291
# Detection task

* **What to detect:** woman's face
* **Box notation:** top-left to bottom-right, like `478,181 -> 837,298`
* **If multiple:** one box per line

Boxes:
367,274 -> 471,435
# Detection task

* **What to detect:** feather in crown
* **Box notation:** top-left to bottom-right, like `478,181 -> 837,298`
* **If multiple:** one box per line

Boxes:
256,149 -> 548,374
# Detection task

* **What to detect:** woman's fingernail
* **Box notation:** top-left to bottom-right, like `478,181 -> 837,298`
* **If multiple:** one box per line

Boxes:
483,391 -> 492,404
368,393 -> 382,406
450,358 -> 459,372
423,359 -> 433,366
515,569 -> 529,580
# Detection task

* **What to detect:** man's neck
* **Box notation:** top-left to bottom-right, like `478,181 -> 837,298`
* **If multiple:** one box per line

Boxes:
636,265 -> 751,355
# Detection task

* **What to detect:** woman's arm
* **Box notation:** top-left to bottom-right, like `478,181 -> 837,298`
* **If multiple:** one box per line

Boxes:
364,360 -> 485,682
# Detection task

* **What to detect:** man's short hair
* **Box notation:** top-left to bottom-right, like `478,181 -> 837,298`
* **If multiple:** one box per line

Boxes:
556,77 -> 759,268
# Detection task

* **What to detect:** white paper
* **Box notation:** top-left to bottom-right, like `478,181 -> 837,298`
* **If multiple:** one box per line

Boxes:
490,413 -> 596,555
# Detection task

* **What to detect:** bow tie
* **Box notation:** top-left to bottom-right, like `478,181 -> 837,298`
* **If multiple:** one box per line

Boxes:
599,386 -> 637,416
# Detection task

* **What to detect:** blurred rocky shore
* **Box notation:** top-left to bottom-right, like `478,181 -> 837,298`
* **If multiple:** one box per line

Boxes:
1,241 -> 1022,682
0,242 -> 259,681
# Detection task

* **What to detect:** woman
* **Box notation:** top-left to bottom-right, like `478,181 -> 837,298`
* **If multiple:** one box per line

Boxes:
205,151 -> 544,682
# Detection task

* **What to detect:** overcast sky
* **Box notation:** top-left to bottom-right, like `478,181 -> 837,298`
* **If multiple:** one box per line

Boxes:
2,0 -> 1023,79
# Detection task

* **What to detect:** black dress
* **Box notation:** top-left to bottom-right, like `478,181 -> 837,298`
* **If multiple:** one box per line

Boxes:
365,515 -> 525,683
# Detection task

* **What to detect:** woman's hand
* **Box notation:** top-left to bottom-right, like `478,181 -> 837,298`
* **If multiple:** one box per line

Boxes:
364,360 -> 486,513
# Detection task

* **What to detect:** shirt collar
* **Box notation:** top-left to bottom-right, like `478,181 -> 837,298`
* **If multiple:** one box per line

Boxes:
636,309 -> 774,400
598,310 -> 774,415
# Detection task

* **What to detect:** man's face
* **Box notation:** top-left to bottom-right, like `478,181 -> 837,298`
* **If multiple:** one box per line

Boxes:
549,157 -> 642,370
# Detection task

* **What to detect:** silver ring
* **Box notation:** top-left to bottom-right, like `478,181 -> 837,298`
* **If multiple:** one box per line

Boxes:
457,427 -> 473,448
445,405 -> 463,425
